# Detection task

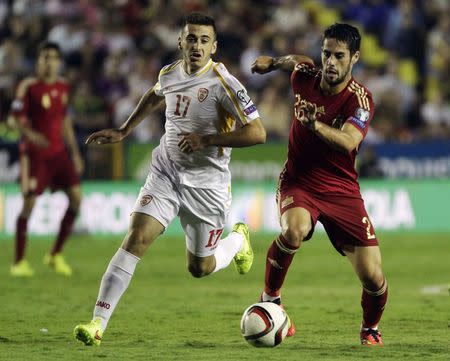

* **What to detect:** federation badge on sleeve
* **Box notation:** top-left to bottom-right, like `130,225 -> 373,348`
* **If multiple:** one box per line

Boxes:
198,88 -> 209,102
236,89 -> 251,105
355,107 -> 370,123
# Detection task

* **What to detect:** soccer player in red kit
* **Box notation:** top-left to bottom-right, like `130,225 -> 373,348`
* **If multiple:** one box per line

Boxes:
251,24 -> 387,346
8,42 -> 84,277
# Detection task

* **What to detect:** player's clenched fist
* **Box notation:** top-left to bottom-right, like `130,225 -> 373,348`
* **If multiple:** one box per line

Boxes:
296,100 -> 317,130
178,132 -> 207,154
251,56 -> 274,74
86,128 -> 127,145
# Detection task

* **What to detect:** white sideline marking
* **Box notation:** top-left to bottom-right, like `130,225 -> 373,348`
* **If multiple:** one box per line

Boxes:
420,285 -> 449,295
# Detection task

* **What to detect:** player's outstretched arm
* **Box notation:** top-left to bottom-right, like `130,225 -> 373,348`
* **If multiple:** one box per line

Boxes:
178,118 -> 266,153
86,86 -> 164,145
251,55 -> 314,74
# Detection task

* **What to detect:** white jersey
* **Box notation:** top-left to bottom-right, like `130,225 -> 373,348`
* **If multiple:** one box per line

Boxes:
153,59 -> 260,189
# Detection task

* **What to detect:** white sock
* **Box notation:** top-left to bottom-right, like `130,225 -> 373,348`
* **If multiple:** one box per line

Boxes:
93,248 -> 140,330
261,291 -> 281,302
213,231 -> 243,273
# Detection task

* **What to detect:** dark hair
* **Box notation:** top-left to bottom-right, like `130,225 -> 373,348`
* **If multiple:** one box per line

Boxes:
183,12 -> 217,37
37,41 -> 62,57
323,23 -> 361,55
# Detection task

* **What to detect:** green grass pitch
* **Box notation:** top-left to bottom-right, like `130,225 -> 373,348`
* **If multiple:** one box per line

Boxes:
0,232 -> 449,360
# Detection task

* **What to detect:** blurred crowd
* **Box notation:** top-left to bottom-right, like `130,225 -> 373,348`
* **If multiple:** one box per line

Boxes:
0,0 -> 449,173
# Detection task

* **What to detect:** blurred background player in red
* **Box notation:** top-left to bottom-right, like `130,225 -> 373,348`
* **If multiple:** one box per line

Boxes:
8,41 -> 84,277
251,23 -> 387,346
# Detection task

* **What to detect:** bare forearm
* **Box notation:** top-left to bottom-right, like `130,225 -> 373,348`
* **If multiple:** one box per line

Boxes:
312,122 -> 355,153
272,55 -> 314,71
119,87 -> 163,135
204,121 -> 266,148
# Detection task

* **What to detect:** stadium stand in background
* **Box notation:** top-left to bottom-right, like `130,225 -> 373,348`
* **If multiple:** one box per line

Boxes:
0,0 -> 449,180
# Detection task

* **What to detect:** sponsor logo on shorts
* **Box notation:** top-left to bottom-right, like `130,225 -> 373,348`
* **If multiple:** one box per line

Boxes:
237,89 -> 251,105
140,194 -> 153,206
243,104 -> 257,115
281,196 -> 294,208
96,300 -> 110,309
198,87 -> 209,102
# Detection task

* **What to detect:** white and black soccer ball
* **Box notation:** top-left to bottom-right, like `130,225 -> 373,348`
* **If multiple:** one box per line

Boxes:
240,302 -> 289,347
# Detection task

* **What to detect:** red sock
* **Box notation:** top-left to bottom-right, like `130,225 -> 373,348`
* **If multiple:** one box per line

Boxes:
51,208 -> 77,255
15,216 -> 28,263
361,279 -> 388,328
264,234 -> 299,296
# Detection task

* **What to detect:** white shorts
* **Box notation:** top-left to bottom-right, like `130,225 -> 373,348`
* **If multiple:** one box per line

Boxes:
132,164 -> 231,257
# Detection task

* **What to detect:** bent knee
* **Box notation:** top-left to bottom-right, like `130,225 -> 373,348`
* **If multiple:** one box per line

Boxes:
360,271 -> 385,291
282,225 -> 311,248
188,262 -> 211,278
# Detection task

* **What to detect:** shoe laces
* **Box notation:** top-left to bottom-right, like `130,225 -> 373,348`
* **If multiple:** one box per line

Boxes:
363,328 -> 381,342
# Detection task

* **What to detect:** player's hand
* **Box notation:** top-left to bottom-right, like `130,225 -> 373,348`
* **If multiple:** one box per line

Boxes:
85,128 -> 127,145
251,56 -> 274,74
178,133 -> 207,154
26,130 -> 49,148
73,153 -> 85,175
296,100 -> 317,130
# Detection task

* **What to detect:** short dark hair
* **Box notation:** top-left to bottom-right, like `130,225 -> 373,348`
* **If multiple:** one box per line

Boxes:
37,41 -> 62,57
323,23 -> 361,55
183,12 -> 217,37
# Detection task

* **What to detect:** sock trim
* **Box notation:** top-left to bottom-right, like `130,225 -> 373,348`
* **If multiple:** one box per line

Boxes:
275,235 -> 298,255
363,278 -> 387,297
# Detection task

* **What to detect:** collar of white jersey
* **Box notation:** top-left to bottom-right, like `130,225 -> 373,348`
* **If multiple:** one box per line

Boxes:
180,59 -> 213,78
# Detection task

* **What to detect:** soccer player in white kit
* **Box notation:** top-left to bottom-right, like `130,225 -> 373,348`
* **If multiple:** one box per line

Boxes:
74,13 -> 266,346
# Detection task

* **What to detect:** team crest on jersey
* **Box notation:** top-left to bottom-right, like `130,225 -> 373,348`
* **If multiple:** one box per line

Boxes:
41,93 -> 51,109
62,93 -> 68,104
198,88 -> 209,102
236,89 -> 250,105
140,194 -> 153,206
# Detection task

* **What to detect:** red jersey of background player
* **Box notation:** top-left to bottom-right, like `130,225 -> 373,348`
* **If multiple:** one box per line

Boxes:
11,77 -> 70,157
285,62 -> 374,195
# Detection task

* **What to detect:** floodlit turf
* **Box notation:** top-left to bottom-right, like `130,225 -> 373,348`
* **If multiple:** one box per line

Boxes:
0,232 -> 449,360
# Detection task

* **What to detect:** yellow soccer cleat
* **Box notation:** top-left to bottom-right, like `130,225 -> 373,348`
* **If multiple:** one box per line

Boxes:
232,222 -> 253,275
10,259 -> 35,277
74,318 -> 103,346
44,253 -> 73,276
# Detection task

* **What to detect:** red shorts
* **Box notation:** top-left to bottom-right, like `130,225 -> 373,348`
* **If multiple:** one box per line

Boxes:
278,180 -> 378,255
20,149 -> 80,195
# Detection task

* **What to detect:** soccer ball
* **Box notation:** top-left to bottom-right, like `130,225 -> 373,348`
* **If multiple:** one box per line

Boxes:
240,302 -> 289,347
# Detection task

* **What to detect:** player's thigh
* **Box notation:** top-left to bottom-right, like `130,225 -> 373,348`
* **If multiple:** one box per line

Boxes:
278,185 -> 320,247
50,150 -> 80,191
280,207 -> 317,248
132,172 -> 180,230
121,212 -> 165,257
179,186 -> 230,258
320,195 -> 378,255
20,152 -> 48,195
127,172 -> 180,257
344,245 -> 384,290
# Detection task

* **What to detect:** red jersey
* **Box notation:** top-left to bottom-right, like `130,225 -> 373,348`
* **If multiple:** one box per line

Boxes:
11,77 -> 70,157
284,62 -> 374,195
